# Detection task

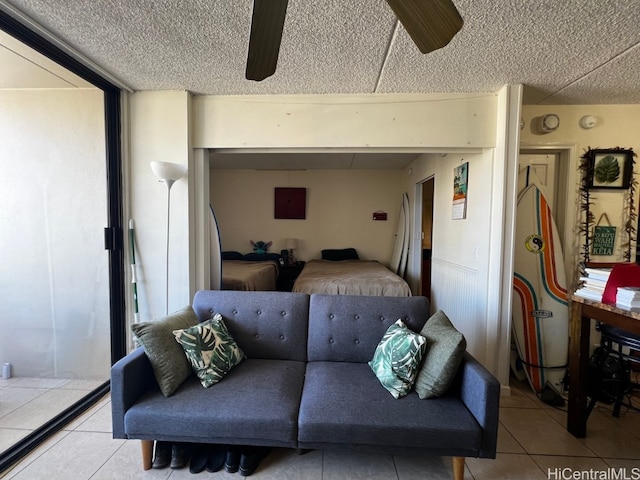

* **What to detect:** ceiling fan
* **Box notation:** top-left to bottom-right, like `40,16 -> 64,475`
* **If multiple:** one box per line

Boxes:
245,0 -> 464,82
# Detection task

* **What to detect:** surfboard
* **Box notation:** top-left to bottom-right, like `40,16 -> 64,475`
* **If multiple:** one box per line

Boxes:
512,181 -> 569,395
209,204 -> 222,290
390,194 -> 407,274
398,193 -> 410,278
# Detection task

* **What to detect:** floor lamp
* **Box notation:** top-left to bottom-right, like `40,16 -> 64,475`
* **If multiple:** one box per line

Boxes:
151,161 -> 187,315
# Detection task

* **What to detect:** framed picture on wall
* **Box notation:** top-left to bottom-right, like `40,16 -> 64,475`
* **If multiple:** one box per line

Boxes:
587,149 -> 633,189
274,187 -> 306,219
452,162 -> 469,220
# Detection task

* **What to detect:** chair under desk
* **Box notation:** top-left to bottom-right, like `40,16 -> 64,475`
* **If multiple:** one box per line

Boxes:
568,295 -> 640,437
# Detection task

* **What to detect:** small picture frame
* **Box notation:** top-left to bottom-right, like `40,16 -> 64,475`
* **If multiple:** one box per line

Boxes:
587,149 -> 633,190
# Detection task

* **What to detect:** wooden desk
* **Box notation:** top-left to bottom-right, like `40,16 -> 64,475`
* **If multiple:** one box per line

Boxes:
568,295 -> 640,437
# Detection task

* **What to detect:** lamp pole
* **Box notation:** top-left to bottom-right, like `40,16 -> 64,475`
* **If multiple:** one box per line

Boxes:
150,161 -> 187,315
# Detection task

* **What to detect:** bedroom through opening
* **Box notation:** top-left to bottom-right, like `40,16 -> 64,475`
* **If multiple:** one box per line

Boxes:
208,150 -> 417,287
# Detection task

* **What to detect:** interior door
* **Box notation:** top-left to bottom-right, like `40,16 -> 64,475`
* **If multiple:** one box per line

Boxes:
518,153 -> 558,213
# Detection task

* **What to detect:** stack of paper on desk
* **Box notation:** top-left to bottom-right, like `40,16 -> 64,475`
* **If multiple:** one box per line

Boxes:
617,286 -> 640,309
574,268 -> 611,302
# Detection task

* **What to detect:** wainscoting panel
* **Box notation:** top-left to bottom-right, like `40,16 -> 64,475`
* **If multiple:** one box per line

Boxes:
430,258 -> 487,363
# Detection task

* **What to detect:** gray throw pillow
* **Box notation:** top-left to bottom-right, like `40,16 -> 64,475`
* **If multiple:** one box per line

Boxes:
130,305 -> 198,397
173,314 -> 245,388
369,319 -> 426,399
414,310 -> 466,399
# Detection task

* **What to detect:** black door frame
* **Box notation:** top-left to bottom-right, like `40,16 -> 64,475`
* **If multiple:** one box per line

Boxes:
0,10 -> 126,472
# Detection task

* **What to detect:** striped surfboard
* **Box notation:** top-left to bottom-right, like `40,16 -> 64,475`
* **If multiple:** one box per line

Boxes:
512,182 -> 569,394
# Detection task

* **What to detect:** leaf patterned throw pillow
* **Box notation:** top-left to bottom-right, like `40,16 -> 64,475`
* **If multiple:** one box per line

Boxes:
368,319 -> 426,398
173,314 -> 245,388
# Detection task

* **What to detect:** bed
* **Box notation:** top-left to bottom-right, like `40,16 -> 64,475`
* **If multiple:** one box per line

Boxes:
292,259 -> 411,297
221,252 -> 281,291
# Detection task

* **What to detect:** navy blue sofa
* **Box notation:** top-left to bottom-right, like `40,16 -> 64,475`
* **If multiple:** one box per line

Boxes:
111,290 -> 499,480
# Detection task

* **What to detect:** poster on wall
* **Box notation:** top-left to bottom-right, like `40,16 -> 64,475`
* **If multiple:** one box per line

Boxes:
592,226 -> 616,256
452,162 -> 469,220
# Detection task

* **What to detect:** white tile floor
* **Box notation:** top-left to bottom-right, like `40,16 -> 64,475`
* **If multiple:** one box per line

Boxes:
0,376 -> 106,452
1,376 -> 639,480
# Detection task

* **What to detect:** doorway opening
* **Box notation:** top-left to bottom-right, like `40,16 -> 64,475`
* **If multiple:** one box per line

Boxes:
519,146 -> 576,289
420,177 -> 435,299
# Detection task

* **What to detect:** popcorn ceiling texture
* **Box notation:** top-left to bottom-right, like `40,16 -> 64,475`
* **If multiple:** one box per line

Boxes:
4,0 -> 640,104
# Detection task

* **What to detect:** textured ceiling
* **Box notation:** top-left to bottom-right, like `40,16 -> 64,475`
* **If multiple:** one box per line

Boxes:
2,0 -> 640,105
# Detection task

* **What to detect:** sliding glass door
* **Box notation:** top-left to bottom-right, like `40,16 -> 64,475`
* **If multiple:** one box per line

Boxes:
0,9 -> 125,471
0,85 -> 110,426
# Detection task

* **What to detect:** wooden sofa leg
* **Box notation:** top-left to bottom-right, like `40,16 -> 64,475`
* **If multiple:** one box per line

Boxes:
452,456 -> 465,480
141,440 -> 153,470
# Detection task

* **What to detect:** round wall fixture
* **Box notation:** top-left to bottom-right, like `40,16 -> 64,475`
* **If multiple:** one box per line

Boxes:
539,113 -> 560,132
579,115 -> 597,129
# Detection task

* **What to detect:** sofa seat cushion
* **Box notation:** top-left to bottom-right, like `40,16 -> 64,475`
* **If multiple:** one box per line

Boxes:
298,362 -> 481,454
124,359 -> 304,448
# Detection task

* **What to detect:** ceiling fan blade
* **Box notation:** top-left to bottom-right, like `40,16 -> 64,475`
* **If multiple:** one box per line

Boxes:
245,0 -> 289,81
385,0 -> 463,53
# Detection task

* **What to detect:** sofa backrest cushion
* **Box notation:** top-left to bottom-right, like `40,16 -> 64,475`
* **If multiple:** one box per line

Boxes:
307,294 -> 430,363
192,290 -> 309,362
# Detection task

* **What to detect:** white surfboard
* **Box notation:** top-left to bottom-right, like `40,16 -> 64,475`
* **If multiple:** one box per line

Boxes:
512,181 -> 569,394
209,204 -> 222,290
398,193 -> 410,278
390,194 -> 406,274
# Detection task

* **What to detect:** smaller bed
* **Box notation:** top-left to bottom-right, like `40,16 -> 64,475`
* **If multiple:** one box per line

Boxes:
292,258 -> 411,297
221,252 -> 281,291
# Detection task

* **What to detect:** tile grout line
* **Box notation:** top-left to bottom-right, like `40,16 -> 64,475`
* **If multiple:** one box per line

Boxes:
0,386 -> 52,421
497,416 -> 530,458
0,429 -> 72,480
87,438 -> 127,480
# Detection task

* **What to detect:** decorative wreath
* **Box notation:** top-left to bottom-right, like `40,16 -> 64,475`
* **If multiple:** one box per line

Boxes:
579,147 -> 637,263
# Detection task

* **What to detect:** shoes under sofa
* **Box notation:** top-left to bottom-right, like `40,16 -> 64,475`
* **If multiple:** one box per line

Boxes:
111,290 -> 500,480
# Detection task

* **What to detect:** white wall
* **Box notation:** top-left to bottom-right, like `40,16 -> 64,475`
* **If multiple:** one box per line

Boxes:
405,151 -> 494,362
193,93 -> 497,149
210,169 -> 404,262
401,86 -> 521,383
520,105 -> 640,276
0,89 -> 109,378
128,90 -> 191,321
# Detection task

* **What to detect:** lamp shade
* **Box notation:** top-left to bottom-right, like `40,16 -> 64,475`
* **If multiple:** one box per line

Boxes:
285,238 -> 298,250
150,161 -> 187,182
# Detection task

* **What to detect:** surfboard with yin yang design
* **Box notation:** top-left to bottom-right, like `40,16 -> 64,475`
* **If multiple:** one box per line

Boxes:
512,181 -> 569,394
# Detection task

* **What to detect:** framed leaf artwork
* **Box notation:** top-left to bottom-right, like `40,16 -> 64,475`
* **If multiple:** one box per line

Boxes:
586,149 -> 633,189
578,147 -> 637,263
